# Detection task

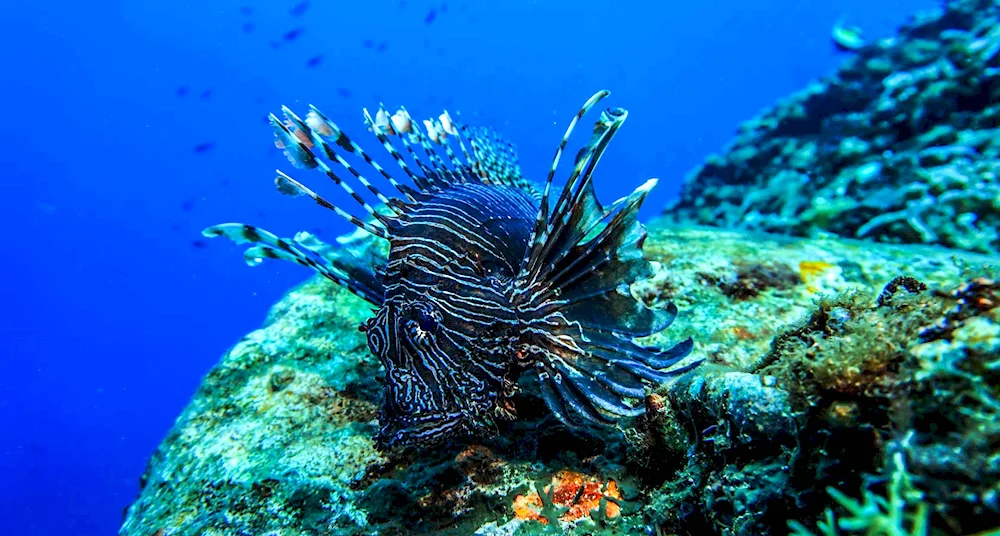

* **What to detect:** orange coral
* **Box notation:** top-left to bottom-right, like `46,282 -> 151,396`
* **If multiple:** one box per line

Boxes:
512,469 -> 622,524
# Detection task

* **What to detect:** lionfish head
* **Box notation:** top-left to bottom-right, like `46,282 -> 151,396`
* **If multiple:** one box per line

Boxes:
361,295 -> 518,450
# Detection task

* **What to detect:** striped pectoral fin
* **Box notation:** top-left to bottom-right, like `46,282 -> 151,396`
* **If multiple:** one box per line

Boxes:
202,223 -> 384,304
537,339 -> 700,426
532,348 -> 657,428
529,325 -> 699,428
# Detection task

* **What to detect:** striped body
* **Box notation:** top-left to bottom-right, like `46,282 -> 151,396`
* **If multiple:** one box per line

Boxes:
204,90 -> 700,451
366,184 -> 538,446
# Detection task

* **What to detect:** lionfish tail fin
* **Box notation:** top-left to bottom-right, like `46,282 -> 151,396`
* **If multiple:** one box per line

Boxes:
201,223 -> 384,304
514,92 -> 700,428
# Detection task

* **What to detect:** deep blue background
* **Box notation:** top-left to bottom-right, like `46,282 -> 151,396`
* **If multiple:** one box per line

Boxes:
0,1 -> 936,534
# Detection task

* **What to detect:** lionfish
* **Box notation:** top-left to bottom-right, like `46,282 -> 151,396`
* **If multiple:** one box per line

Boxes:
204,90 -> 699,450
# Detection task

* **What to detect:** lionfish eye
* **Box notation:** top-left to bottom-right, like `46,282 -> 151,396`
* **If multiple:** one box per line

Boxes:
417,309 -> 437,332
404,302 -> 439,332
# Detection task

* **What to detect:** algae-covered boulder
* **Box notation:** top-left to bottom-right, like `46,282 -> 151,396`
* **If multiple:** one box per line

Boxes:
120,224 -> 999,536
662,0 -> 1000,255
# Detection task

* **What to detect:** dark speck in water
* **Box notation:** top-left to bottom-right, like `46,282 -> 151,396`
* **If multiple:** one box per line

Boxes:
306,55 -> 323,68
283,27 -> 304,41
181,198 -> 196,211
176,85 -> 190,97
363,39 -> 374,48
239,6 -> 252,16
424,9 -> 436,24
377,41 -> 388,52
290,1 -> 309,17
191,240 -> 208,249
337,87 -> 352,98
200,88 -> 213,100
242,22 -> 255,33
194,143 -> 215,153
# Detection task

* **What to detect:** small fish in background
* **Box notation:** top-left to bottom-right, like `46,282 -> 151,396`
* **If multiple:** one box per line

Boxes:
176,85 -> 190,97
283,27 -> 305,41
289,1 -> 309,17
193,142 -> 215,153
424,8 -> 436,24
181,198 -> 197,211
242,22 -> 255,33
337,87 -> 352,98
191,240 -> 208,249
200,88 -> 213,100
306,55 -> 323,68
376,40 -> 388,52
832,17 -> 865,52
362,39 -> 374,48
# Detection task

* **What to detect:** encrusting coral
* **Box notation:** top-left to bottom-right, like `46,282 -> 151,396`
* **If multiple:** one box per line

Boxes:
663,0 -> 1000,255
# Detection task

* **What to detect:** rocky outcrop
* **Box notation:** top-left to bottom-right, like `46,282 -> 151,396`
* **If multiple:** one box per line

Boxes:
121,224 -> 999,535
662,0 -> 1000,255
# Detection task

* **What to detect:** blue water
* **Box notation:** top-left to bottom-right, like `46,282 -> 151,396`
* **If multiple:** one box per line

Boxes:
0,1 -> 936,534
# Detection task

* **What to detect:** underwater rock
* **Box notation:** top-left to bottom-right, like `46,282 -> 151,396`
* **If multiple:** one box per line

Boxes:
120,224 -> 999,535
662,0 -> 1000,255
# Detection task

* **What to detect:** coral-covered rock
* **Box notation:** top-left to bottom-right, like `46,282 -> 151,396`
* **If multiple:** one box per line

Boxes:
662,0 -> 1000,254
120,224 -> 999,535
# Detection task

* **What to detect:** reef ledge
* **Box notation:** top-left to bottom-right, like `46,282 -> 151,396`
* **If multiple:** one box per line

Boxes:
121,223 -> 999,536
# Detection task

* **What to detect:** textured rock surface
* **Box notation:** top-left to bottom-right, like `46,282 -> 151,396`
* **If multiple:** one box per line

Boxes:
121,224 -> 999,535
662,0 -> 1000,254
